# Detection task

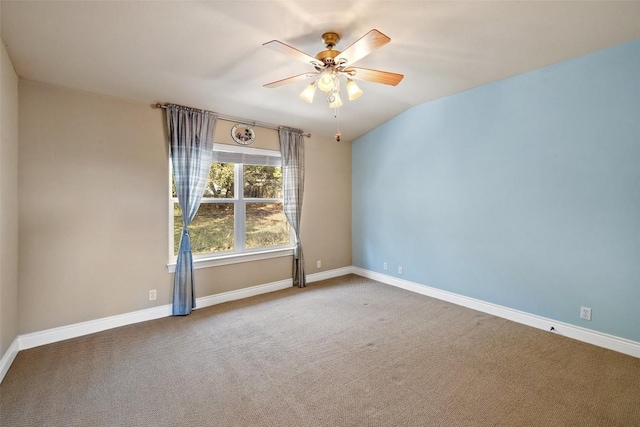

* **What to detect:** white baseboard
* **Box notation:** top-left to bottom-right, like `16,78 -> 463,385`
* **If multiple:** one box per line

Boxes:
197,265 -> 353,308
307,266 -> 354,283
196,278 -> 292,309
0,338 -> 19,383
18,304 -> 173,352
1,267 -> 349,383
17,277 -> 301,353
352,267 -> 640,359
4,265 -> 636,385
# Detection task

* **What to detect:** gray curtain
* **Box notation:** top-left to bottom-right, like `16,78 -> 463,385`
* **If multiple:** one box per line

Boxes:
279,127 -> 306,288
166,104 -> 217,315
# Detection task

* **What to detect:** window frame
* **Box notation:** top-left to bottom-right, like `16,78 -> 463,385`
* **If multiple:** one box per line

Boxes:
167,145 -> 294,272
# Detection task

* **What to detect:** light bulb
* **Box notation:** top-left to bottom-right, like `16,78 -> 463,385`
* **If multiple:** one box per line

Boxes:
346,79 -> 363,101
317,71 -> 335,93
329,92 -> 343,108
299,82 -> 316,103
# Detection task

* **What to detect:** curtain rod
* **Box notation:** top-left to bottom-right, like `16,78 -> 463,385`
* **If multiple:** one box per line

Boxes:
154,103 -> 311,138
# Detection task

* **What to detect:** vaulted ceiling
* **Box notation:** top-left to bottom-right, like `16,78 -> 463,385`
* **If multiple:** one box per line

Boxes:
2,1 -> 639,140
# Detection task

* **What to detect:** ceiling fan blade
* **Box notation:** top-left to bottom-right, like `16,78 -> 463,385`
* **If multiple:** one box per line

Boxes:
263,40 -> 322,67
264,72 -> 319,88
346,67 -> 404,86
334,29 -> 391,66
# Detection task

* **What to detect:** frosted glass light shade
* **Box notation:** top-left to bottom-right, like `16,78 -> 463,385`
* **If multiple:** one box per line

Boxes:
317,71 -> 335,92
299,83 -> 316,103
346,80 -> 363,100
329,93 -> 343,108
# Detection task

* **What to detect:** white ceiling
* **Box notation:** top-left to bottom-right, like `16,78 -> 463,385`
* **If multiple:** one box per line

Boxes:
2,1 -> 640,140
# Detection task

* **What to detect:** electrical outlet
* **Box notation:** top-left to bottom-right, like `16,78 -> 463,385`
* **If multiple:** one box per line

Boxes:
580,306 -> 592,321
383,262 -> 388,270
316,260 -> 321,269
398,266 -> 403,275
149,289 -> 157,301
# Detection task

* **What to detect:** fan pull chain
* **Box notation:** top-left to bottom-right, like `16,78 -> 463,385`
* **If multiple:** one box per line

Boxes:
334,106 -> 341,142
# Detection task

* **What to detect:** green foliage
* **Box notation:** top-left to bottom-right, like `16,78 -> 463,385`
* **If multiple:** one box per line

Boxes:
174,203 -> 234,254
174,163 -> 283,200
173,162 -> 288,256
206,163 -> 234,198
244,166 -> 282,198
246,203 -> 290,248
174,202 -> 289,255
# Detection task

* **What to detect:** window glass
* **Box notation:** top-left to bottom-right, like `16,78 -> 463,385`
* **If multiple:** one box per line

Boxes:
170,151 -> 292,261
243,165 -> 282,199
174,203 -> 235,255
246,203 -> 290,249
204,163 -> 234,198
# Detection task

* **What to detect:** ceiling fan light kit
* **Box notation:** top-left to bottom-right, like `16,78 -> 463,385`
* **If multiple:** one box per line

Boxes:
300,82 -> 317,104
263,28 -> 404,114
329,92 -> 343,109
346,79 -> 363,101
317,70 -> 337,93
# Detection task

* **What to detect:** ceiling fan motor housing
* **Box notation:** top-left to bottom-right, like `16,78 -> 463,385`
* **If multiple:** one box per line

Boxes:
315,49 -> 341,66
321,32 -> 340,48
316,32 -> 341,66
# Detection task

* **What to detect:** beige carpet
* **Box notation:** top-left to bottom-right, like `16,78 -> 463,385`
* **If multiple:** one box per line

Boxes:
1,274 -> 639,426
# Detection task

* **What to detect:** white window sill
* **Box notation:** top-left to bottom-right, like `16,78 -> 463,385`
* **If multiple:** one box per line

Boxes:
167,247 -> 294,273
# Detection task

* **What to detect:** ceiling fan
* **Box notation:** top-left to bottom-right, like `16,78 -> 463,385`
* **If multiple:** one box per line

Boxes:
263,29 -> 404,108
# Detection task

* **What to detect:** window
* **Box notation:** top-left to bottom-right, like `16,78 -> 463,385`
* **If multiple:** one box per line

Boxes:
169,146 -> 293,269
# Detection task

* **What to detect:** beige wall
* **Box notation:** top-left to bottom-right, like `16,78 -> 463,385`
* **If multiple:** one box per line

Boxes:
18,80 -> 351,334
1,40 -> 20,357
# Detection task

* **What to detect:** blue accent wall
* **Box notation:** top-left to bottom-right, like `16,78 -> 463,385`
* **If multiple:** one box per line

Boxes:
352,39 -> 640,342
